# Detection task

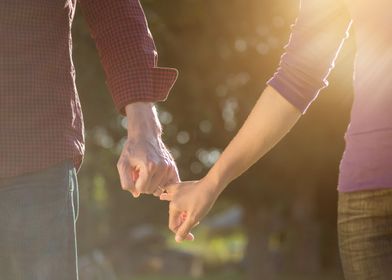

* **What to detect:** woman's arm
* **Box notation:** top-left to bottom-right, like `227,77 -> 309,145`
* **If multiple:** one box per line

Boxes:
206,0 -> 352,190
162,0 -> 352,242
161,86 -> 300,242
206,86 -> 301,193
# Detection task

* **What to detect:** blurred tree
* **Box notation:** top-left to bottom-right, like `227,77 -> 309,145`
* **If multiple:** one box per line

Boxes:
72,0 -> 355,279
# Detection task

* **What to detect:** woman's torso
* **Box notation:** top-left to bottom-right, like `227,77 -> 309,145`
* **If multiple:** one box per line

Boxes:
339,0 -> 392,191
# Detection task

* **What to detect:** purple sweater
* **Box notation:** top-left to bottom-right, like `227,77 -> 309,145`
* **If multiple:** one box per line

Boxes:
268,0 -> 392,192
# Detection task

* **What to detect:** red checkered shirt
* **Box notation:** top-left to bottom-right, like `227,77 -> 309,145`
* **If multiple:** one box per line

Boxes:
0,0 -> 178,178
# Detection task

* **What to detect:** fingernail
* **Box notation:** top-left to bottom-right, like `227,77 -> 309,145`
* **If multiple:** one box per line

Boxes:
186,233 -> 195,241
133,192 -> 140,198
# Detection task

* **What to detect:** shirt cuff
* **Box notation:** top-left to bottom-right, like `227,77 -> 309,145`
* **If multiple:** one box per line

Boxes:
109,67 -> 179,115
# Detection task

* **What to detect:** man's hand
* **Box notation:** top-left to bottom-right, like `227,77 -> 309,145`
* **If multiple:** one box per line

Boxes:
117,102 -> 179,197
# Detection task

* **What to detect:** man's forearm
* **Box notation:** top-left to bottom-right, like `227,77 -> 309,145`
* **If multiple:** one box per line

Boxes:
205,86 -> 302,193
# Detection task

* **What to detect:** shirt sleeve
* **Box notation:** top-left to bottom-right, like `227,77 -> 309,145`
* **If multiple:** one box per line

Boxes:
267,0 -> 352,114
78,0 -> 178,115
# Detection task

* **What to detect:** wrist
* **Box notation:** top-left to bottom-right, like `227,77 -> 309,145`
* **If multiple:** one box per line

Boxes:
204,170 -> 229,196
125,102 -> 162,138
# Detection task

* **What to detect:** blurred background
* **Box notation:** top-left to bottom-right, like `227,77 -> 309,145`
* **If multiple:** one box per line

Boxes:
72,0 -> 356,279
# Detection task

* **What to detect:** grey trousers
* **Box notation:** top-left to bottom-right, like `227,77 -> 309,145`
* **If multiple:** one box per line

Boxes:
0,160 -> 79,280
338,188 -> 392,280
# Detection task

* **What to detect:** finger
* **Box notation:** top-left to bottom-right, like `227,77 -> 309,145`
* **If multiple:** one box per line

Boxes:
160,193 -> 173,201
168,206 -> 183,233
179,213 -> 200,227
132,169 -> 139,183
167,207 -> 194,241
185,232 -> 195,241
118,162 -> 140,198
134,164 -> 151,194
172,211 -> 194,241
175,215 -> 198,243
130,188 -> 140,198
148,170 -> 166,194
153,187 -> 163,197
180,211 -> 187,222
130,169 -> 141,197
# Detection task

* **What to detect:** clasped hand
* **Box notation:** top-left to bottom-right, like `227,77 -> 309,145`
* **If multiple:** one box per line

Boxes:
119,102 -> 220,243
160,178 -> 220,242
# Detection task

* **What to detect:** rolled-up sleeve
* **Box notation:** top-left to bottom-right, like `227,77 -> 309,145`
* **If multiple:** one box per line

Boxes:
78,0 -> 178,115
267,0 -> 351,113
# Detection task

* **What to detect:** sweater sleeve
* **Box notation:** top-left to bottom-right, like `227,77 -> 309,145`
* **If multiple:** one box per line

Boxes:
78,0 -> 178,115
267,0 -> 352,114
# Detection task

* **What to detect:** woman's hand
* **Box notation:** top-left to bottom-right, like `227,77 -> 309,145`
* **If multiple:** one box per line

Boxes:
160,177 -> 222,242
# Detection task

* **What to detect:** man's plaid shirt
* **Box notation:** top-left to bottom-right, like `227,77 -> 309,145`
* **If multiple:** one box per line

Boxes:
0,0 -> 178,178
